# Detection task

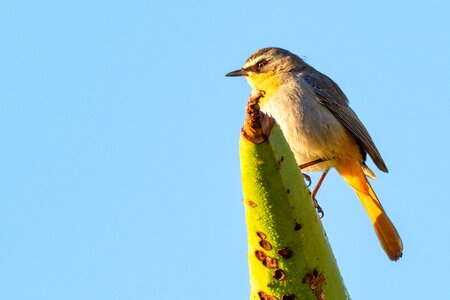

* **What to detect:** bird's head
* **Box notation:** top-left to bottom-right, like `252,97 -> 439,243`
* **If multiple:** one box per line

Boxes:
226,47 -> 304,98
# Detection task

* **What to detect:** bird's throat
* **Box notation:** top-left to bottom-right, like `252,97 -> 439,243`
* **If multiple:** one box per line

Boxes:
246,72 -> 283,106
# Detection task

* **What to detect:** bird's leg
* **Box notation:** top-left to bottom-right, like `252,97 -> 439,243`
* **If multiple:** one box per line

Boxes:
299,158 -> 326,169
299,158 -> 325,187
311,168 -> 330,218
298,158 -> 329,218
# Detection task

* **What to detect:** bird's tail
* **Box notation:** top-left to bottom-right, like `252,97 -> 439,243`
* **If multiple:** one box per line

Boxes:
336,161 -> 403,261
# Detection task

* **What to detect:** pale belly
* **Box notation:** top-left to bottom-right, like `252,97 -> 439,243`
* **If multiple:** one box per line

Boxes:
259,83 -> 358,172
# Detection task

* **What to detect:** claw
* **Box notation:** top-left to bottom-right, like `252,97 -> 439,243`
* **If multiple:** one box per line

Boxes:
302,173 -> 311,187
312,196 -> 324,218
310,168 -> 330,219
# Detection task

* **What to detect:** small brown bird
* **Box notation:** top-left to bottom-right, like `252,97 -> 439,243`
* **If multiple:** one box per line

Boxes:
227,47 -> 403,260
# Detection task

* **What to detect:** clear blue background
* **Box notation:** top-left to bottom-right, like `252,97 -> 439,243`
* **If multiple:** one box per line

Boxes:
1,1 -> 449,299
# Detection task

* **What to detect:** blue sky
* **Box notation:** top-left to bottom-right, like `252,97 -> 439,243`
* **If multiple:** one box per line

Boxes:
1,1 -> 450,299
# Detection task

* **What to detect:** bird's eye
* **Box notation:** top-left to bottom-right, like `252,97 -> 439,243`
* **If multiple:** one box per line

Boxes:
256,60 -> 268,72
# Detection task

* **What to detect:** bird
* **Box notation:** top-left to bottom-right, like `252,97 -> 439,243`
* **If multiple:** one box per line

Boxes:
226,47 -> 403,261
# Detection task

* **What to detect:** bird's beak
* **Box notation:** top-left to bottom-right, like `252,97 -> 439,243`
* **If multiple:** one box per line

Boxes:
225,68 -> 248,77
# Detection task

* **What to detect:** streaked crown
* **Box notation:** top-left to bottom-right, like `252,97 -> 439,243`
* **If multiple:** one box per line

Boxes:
242,47 -> 305,75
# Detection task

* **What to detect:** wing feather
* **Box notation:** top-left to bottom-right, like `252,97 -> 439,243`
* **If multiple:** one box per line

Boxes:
300,66 -> 388,172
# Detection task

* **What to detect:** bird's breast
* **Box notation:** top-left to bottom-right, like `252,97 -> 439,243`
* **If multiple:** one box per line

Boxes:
259,78 -> 354,171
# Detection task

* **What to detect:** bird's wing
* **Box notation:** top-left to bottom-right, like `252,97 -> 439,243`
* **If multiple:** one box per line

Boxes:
299,66 -> 388,172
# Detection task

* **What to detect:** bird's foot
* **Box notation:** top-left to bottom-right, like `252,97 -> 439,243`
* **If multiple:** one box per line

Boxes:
302,173 -> 311,187
312,196 -> 324,218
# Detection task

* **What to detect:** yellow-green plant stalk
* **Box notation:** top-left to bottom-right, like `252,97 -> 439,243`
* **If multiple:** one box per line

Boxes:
240,92 -> 349,300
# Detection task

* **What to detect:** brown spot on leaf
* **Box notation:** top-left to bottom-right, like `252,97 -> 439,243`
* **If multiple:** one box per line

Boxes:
282,295 -> 297,300
294,223 -> 302,231
256,231 -> 267,240
264,255 -> 278,269
275,156 -> 284,170
257,231 -> 272,250
273,269 -> 286,280
286,188 -> 290,194
254,250 -> 278,269
260,240 -> 272,251
303,269 -> 327,300
277,247 -> 293,259
247,200 -> 257,208
258,291 -> 279,300
255,250 -> 267,262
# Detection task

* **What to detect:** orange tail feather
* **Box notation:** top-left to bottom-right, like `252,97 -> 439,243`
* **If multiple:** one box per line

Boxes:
337,162 -> 403,261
